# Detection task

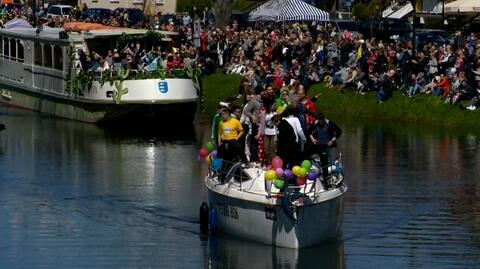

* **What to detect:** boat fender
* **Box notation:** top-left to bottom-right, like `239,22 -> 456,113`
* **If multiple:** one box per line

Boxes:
209,207 -> 218,230
199,202 -> 210,232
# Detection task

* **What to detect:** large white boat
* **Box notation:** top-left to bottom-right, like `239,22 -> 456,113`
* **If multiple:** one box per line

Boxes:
0,24 -> 198,123
205,156 -> 347,248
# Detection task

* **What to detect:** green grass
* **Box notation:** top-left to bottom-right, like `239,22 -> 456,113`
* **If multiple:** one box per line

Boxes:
201,73 -> 480,128
308,84 -> 480,128
202,73 -> 242,117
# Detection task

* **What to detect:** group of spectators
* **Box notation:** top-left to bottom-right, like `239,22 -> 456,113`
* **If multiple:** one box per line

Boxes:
213,23 -> 480,109
0,3 -> 215,31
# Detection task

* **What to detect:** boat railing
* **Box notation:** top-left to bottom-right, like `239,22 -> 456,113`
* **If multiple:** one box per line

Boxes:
76,66 -> 193,82
207,154 -> 344,199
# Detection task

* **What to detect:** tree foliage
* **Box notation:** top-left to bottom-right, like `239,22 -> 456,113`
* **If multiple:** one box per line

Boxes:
352,0 -> 383,20
214,0 -> 235,27
176,0 -> 214,13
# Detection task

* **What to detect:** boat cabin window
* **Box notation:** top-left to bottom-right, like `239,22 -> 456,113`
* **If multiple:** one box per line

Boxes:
3,37 -> 9,60
0,37 -> 24,62
53,45 -> 63,70
17,40 -> 24,62
43,45 -> 52,68
9,39 -> 16,59
34,42 -> 42,65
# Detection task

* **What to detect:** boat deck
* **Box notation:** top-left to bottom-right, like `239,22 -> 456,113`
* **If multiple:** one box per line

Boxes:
205,165 -> 346,206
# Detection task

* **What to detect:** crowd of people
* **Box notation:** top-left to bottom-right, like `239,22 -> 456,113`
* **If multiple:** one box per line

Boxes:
1,3 -> 480,166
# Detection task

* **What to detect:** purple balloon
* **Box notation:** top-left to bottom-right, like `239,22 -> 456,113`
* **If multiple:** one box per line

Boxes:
210,150 -> 218,159
275,168 -> 284,178
283,169 -> 293,179
307,171 -> 317,181
197,154 -> 204,164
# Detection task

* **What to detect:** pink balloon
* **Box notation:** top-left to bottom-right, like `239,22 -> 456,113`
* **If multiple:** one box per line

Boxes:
198,148 -> 208,158
296,177 -> 306,186
275,168 -> 284,178
271,156 -> 283,169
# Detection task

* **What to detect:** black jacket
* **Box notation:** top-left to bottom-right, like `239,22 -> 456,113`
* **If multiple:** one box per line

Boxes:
307,119 -> 342,147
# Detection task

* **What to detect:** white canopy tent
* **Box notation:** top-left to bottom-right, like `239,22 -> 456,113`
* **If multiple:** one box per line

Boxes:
382,2 -> 414,19
445,0 -> 480,13
249,0 -> 329,22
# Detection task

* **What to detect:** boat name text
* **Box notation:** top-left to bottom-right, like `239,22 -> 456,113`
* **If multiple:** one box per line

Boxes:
217,203 -> 239,220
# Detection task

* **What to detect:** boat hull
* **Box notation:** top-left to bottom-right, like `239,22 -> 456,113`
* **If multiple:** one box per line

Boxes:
0,82 -> 197,123
207,186 -> 345,248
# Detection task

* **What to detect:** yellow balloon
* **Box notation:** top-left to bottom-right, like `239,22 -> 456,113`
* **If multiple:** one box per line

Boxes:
264,170 -> 276,181
298,167 -> 308,178
205,154 -> 212,164
292,166 -> 301,176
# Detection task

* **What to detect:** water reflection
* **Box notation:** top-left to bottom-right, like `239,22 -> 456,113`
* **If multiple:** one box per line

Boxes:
207,232 -> 344,269
334,116 -> 480,269
1,107 -> 480,268
0,107 -> 205,268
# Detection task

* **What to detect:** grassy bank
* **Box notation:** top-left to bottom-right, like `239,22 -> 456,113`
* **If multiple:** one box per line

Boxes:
202,73 -> 242,117
202,73 -> 480,127
308,85 -> 480,127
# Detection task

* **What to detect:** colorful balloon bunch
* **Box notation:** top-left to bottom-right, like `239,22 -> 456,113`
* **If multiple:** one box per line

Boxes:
198,141 -> 222,171
264,156 -> 286,189
264,156 -> 318,190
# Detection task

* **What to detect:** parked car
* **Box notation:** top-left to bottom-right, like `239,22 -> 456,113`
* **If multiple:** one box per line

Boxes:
399,29 -> 448,48
81,8 -> 113,21
359,18 -> 412,41
113,8 -> 146,27
46,4 -> 73,18
330,19 -> 361,38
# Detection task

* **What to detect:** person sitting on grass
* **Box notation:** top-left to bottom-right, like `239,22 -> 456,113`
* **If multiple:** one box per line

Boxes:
407,72 -> 426,97
326,66 -> 349,89
376,69 -> 395,104
432,74 -> 450,97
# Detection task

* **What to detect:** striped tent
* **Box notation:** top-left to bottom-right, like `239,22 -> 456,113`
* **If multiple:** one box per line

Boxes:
249,0 -> 329,22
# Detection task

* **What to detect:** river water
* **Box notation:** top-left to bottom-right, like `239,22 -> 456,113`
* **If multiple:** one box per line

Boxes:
0,106 -> 479,269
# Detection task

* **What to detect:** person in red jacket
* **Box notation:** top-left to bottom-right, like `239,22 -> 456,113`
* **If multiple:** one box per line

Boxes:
200,30 -> 208,55
433,75 -> 450,96
296,86 -> 316,130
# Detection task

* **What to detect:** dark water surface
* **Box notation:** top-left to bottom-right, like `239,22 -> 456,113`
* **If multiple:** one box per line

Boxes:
0,107 -> 479,269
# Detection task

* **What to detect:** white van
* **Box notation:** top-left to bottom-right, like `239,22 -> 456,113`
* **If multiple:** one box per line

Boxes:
46,5 -> 73,18
330,19 -> 361,39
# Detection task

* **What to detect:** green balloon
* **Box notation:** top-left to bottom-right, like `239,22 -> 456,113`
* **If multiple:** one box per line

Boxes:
298,167 -> 308,178
273,179 -> 285,189
205,141 -> 215,153
301,160 -> 312,170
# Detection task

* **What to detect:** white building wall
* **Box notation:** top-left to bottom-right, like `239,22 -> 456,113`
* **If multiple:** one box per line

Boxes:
79,0 -> 177,14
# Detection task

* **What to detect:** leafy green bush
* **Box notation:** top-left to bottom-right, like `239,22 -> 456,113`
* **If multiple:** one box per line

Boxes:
177,0 -> 213,13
